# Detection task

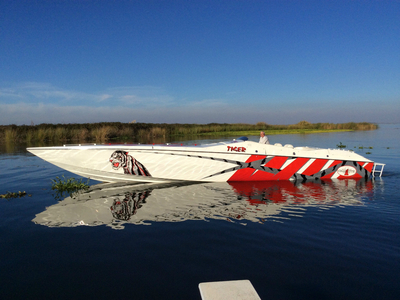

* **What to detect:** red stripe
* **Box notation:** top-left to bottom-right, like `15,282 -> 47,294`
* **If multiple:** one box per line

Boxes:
320,172 -> 334,179
329,160 -> 342,168
360,162 -> 373,173
246,155 -> 266,163
228,168 -> 275,181
320,160 -> 344,179
265,156 -> 288,169
273,157 -> 310,180
302,159 -> 328,176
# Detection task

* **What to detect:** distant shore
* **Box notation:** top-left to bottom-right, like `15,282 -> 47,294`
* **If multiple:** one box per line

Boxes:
207,128 -> 356,136
0,121 -> 378,144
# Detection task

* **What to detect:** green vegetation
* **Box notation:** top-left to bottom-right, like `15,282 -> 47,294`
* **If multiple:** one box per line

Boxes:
337,142 -> 347,148
51,175 -> 90,200
0,121 -> 378,144
0,191 -> 30,199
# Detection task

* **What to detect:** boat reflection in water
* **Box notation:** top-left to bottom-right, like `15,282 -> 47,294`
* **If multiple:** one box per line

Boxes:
33,179 -> 377,229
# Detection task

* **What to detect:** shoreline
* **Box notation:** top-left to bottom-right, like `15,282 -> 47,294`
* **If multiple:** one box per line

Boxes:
190,128 -> 354,137
0,122 -> 377,144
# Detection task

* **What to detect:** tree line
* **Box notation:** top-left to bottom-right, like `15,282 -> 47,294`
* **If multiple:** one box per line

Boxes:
0,121 -> 378,144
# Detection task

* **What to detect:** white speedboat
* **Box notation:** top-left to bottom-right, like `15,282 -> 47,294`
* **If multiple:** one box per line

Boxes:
27,137 -> 384,183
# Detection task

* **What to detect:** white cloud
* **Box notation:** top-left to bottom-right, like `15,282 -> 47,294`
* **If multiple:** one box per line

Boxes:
0,82 -> 92,104
0,87 -> 23,99
0,82 -> 398,125
98,94 -> 113,102
185,98 -> 228,107
0,82 -> 176,107
119,95 -> 142,104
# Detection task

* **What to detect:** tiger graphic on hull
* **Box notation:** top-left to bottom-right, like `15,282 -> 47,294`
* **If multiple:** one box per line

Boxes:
109,150 -> 151,176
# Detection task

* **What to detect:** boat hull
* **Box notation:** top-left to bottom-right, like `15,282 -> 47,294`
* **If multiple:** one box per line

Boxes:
27,140 -> 376,183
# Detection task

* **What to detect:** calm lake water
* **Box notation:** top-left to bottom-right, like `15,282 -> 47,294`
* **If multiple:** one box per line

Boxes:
1,124 -> 399,300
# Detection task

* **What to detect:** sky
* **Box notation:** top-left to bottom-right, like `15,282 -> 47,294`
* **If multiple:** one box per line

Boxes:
1,0 -> 399,125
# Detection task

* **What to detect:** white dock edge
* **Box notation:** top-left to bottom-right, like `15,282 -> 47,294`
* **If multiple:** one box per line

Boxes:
199,280 -> 261,300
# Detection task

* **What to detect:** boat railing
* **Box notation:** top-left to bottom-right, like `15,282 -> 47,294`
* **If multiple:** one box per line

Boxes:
372,163 -> 385,177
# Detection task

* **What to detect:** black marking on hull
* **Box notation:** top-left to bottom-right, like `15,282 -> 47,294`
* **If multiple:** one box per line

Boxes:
295,160 -> 372,181
129,150 -> 372,180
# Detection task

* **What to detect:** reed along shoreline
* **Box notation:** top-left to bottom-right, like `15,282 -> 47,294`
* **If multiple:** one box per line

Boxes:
0,121 -> 378,144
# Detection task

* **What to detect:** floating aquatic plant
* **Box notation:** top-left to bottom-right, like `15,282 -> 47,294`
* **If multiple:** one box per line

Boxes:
337,142 -> 346,148
358,146 -> 373,150
51,175 -> 90,201
0,191 -> 31,199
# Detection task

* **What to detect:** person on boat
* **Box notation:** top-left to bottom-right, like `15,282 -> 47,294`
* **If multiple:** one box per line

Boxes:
259,131 -> 270,144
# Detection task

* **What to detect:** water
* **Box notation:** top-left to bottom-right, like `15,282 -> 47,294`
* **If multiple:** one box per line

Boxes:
1,124 -> 399,300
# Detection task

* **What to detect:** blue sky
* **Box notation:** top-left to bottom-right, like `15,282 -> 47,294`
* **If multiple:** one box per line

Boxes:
1,0 -> 399,125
